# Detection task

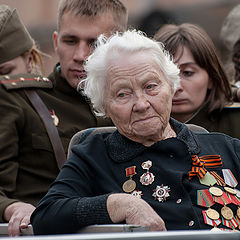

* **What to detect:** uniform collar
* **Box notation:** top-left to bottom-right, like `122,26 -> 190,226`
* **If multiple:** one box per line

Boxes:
106,118 -> 200,163
48,63 -> 82,97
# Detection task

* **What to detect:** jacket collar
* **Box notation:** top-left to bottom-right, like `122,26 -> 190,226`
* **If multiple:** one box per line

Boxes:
106,118 -> 200,163
48,63 -> 83,97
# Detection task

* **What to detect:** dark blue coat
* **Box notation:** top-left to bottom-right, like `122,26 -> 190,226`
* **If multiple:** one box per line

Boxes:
31,119 -> 240,234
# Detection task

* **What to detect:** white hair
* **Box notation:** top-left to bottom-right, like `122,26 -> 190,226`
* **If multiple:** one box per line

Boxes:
80,29 -> 180,117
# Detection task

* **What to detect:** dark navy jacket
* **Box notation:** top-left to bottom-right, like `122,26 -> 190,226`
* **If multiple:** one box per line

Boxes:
31,119 -> 240,234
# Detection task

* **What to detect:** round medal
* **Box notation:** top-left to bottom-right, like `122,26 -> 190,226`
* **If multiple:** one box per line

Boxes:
237,208 -> 240,219
209,186 -> 223,197
122,179 -> 136,193
206,208 -> 220,220
221,205 -> 233,220
224,186 -> 237,195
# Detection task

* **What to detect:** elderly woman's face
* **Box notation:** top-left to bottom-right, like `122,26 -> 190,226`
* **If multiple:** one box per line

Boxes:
104,52 -> 174,144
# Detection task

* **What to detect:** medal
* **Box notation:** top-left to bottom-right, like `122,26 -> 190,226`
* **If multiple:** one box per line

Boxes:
50,110 -> 59,126
224,187 -> 237,195
206,208 -> 220,220
202,210 -> 221,227
237,208 -> 240,219
122,166 -> 137,193
200,172 -> 217,186
221,205 -> 234,220
131,190 -> 143,198
222,169 -> 238,188
152,184 -> 170,202
213,191 -> 231,206
140,160 -> 155,185
209,186 -> 223,197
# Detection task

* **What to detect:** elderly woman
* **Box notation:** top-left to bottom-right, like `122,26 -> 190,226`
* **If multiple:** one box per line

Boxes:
31,30 -> 240,234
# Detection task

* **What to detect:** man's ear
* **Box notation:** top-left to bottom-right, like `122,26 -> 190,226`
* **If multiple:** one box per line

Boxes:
26,52 -> 34,73
53,31 -> 58,52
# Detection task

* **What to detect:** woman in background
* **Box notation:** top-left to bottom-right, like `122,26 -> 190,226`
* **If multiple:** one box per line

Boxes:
154,23 -> 240,139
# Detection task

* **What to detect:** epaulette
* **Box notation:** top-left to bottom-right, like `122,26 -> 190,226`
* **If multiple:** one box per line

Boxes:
0,73 -> 53,90
224,102 -> 240,108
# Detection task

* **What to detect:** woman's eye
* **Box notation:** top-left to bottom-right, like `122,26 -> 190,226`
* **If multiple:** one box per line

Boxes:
118,92 -> 126,98
180,70 -> 194,79
146,84 -> 154,89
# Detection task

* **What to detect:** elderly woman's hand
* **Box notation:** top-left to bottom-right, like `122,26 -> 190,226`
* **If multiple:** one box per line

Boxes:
107,193 -> 166,231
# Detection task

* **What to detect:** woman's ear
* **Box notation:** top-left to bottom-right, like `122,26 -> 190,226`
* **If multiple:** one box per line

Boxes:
208,78 -> 213,89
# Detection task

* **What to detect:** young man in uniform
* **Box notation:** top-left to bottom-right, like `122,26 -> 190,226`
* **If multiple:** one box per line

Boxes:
0,1 -> 128,236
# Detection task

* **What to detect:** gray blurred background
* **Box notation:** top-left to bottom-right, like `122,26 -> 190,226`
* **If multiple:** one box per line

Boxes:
0,0 -> 239,76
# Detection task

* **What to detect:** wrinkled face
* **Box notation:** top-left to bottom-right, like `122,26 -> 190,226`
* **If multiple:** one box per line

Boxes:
171,46 -> 211,122
104,52 -> 174,144
0,56 -> 30,76
53,12 -> 116,89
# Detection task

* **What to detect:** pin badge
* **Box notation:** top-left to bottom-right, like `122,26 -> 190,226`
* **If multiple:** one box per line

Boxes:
140,160 -> 155,186
50,110 -> 59,126
152,184 -> 170,202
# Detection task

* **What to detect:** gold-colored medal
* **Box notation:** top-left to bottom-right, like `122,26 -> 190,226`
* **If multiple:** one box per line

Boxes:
237,208 -> 240,219
206,208 -> 220,220
221,205 -> 234,220
122,166 -> 137,193
224,186 -> 237,195
209,186 -> 223,197
122,179 -> 136,193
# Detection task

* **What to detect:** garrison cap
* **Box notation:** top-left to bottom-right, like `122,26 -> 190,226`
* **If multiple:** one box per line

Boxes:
220,4 -> 240,51
0,5 -> 34,64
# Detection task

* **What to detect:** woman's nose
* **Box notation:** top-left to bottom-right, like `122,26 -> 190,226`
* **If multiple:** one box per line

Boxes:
133,94 -> 150,112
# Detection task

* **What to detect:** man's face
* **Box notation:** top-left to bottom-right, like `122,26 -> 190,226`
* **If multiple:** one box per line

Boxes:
53,12 -> 116,89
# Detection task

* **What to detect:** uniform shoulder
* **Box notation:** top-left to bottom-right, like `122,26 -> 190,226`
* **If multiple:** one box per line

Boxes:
0,73 -> 53,90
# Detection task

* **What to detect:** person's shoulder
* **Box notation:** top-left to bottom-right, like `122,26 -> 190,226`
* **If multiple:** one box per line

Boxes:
0,73 -> 53,91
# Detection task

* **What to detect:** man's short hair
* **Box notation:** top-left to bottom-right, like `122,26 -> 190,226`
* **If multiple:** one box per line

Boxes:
57,0 -> 128,32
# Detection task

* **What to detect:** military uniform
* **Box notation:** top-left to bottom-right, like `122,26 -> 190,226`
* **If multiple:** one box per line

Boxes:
186,103 -> 240,139
0,65 -> 112,222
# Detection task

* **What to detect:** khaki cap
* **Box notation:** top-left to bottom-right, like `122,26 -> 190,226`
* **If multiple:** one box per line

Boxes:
0,5 -> 34,64
220,4 -> 240,51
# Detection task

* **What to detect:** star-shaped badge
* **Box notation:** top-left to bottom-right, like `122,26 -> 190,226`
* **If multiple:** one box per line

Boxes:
152,184 -> 170,202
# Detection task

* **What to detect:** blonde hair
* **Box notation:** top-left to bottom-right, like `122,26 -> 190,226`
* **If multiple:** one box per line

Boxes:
57,0 -> 127,32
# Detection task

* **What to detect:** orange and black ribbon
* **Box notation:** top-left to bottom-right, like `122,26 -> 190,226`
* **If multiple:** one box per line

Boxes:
189,155 -> 222,180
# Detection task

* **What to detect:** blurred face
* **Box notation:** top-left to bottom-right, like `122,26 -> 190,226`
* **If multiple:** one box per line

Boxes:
171,46 -> 211,122
0,56 -> 31,76
104,52 -> 175,146
53,12 -> 116,89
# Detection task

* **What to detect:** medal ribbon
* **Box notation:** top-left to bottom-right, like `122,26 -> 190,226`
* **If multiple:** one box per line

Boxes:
125,166 -> 136,177
214,192 -> 231,205
197,189 -> 215,207
189,155 -> 222,180
221,216 -> 239,229
227,193 -> 240,206
202,210 -> 221,227
210,171 -> 226,186
222,169 -> 238,188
